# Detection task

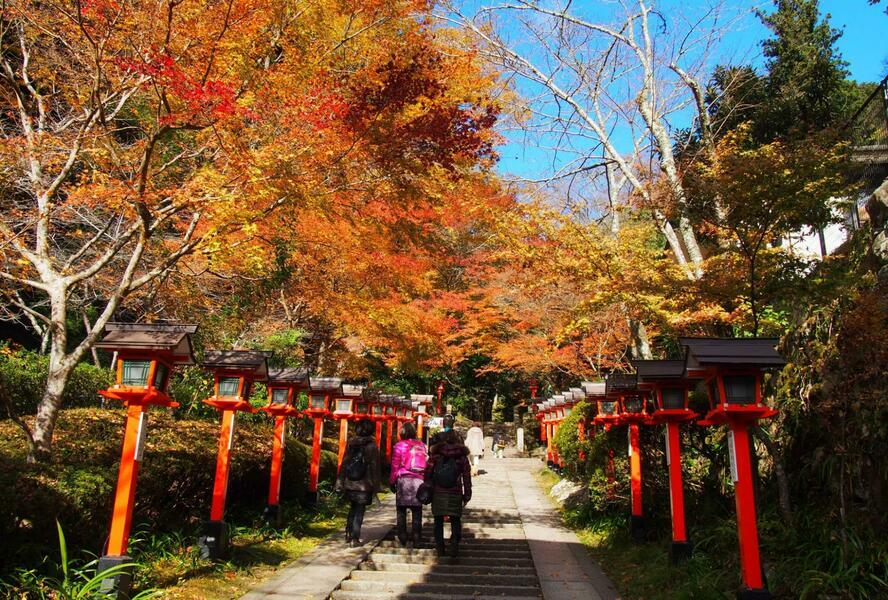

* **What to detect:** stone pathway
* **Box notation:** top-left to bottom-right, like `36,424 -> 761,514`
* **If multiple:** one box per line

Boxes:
242,455 -> 618,600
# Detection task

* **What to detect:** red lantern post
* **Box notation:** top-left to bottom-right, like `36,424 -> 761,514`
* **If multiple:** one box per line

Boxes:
436,381 -> 445,416
370,393 -> 386,449
383,395 -> 399,462
554,393 -> 577,470
94,323 -> 197,598
682,338 -> 785,600
200,350 -> 272,559
262,368 -> 308,525
306,377 -> 342,506
334,385 -> 363,469
633,359 -> 699,562
410,394 -> 434,441
606,373 -> 652,542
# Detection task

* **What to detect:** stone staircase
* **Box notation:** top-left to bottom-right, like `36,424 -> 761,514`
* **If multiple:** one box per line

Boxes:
330,458 -> 543,600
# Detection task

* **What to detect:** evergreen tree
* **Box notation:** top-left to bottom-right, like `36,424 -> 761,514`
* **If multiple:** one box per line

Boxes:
757,0 -> 853,138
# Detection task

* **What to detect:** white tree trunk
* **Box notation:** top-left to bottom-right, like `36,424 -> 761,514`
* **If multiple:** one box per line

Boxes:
30,285 -> 78,462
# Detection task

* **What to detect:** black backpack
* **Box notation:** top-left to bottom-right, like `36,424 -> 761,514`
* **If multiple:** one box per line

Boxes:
346,445 -> 367,481
433,455 -> 459,488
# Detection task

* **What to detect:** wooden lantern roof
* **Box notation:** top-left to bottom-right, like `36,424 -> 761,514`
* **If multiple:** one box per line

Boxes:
581,381 -> 606,397
569,387 -> 586,399
309,377 -> 343,394
340,384 -> 365,398
630,359 -> 687,382
362,388 -> 381,401
203,350 -> 272,379
680,338 -> 785,369
410,394 -> 435,403
267,367 -> 310,388
96,322 -> 198,364
605,372 -> 639,396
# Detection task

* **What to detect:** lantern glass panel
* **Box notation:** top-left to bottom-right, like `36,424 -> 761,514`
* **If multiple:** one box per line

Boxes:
661,388 -> 685,410
418,405 -> 427,414
121,360 -> 151,386
310,395 -> 326,410
336,399 -> 352,412
243,382 -> 253,400
624,397 -> 643,414
565,406 -> 572,416
373,405 -> 383,416
723,375 -> 756,405
152,362 -> 169,391
271,388 -> 289,404
356,402 -> 369,414
218,377 -> 241,397
601,401 -> 617,415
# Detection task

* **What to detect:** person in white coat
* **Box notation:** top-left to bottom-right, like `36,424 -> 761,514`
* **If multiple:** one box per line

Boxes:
465,423 -> 485,476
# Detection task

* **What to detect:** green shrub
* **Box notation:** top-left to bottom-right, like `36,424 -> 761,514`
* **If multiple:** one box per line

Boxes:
0,408 -> 339,577
0,346 -> 112,418
552,401 -> 592,480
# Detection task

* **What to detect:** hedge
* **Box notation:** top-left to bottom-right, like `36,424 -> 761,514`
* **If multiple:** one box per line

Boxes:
0,346 -> 112,418
0,408 -> 339,574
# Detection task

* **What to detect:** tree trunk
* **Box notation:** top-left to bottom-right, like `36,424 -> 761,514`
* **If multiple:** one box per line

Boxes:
627,318 -> 653,359
753,425 -> 792,523
657,214 -> 694,275
30,360 -> 76,462
29,286 -> 76,462
82,312 -> 101,367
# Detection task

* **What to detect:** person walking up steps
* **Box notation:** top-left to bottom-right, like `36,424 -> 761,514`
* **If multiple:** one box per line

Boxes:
389,422 -> 427,546
335,419 -> 381,547
465,422 -> 484,476
492,431 -> 506,458
425,428 -> 472,559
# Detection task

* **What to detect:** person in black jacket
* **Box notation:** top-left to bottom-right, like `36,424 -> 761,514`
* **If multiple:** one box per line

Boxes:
424,429 -> 472,558
335,419 -> 381,546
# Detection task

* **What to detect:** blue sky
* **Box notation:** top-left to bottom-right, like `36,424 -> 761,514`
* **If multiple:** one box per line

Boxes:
494,0 -> 888,181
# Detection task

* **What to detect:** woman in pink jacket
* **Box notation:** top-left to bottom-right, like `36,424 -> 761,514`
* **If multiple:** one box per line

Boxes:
389,423 -> 428,545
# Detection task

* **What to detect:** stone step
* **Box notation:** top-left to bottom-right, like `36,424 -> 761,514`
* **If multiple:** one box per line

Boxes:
331,592 -> 541,600
377,539 -> 529,549
348,570 -> 539,587
338,579 -> 540,596
370,546 -> 532,559
364,553 -> 534,567
357,561 -> 537,576
410,525 -> 527,533
380,533 -> 528,543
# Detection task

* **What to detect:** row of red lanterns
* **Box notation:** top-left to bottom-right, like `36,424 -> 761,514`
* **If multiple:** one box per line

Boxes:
531,338 -> 784,600
92,322 -> 439,598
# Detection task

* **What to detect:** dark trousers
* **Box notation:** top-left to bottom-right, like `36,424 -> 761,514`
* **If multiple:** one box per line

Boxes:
433,515 -> 462,547
396,506 -> 423,542
346,501 -> 367,540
